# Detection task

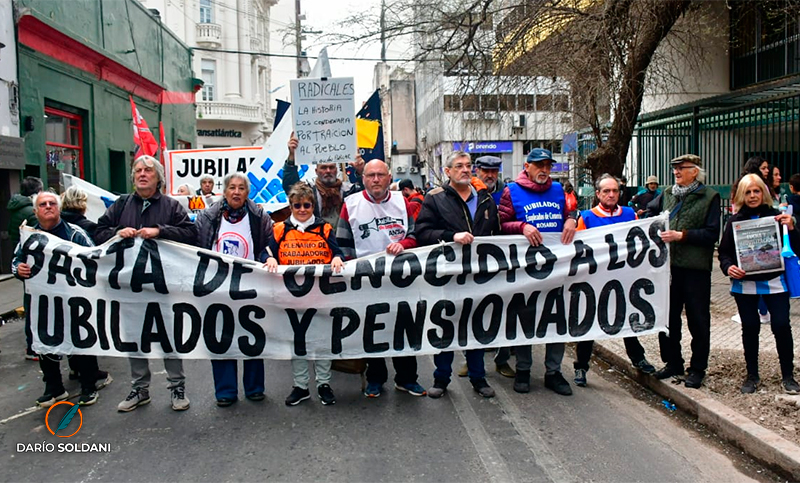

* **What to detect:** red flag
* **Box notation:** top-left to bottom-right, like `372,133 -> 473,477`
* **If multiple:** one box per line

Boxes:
130,96 -> 158,157
158,121 -> 168,165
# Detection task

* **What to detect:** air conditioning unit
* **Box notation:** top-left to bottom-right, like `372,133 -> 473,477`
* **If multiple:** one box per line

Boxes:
462,111 -> 480,121
409,167 -> 419,174
484,112 -> 498,120
396,166 -> 406,173
513,114 -> 526,127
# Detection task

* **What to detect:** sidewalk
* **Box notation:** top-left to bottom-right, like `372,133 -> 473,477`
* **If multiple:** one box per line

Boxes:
594,261 -> 800,480
0,275 -> 22,320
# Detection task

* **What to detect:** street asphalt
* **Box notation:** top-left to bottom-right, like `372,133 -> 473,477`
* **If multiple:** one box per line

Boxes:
0,317 -> 769,483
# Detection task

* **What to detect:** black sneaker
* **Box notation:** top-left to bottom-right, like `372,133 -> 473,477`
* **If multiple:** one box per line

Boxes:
514,369 -> 531,393
633,359 -> 656,374
574,368 -> 588,387
544,372 -> 573,396
783,377 -> 800,395
471,378 -> 495,398
684,370 -> 704,389
741,374 -> 760,394
78,391 -> 98,406
318,384 -> 336,405
36,390 -> 68,408
654,365 -> 685,380
285,386 -> 310,406
68,370 -> 79,381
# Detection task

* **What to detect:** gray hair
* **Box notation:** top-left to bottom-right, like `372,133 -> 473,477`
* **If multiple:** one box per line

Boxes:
199,174 -> 214,183
32,190 -> 61,211
594,173 -> 620,191
445,150 -> 470,169
130,155 -> 165,190
223,172 -> 250,195
696,166 -> 706,183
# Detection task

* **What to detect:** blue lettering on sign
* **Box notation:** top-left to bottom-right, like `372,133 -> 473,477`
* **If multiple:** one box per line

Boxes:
452,141 -> 513,153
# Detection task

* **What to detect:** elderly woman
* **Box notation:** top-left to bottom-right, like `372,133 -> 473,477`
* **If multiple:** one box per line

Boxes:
176,183 -> 194,196
195,172 -> 274,407
197,174 -> 215,196
719,174 -> 799,394
60,186 -> 97,241
648,154 -> 720,389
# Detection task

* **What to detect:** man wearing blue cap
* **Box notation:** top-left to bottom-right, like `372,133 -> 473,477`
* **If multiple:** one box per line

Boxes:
475,156 -> 505,205
498,148 -> 578,396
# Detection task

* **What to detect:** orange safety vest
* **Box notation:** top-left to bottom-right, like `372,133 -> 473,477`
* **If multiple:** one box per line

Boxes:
273,222 -> 334,265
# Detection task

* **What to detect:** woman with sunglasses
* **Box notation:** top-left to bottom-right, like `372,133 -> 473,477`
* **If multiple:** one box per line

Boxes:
265,183 -> 344,406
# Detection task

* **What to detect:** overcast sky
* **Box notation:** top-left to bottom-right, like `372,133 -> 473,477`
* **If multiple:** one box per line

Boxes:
270,0 -> 411,105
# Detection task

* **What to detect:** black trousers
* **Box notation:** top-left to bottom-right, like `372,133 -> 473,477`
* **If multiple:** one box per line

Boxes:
658,267 -> 711,373
733,291 -> 795,379
40,355 -> 100,395
366,356 -> 418,386
574,337 -> 646,371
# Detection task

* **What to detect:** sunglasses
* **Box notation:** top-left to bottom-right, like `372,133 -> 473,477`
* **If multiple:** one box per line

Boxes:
292,202 -> 313,209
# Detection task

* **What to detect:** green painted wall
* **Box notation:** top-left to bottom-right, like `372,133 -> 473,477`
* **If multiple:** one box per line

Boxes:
17,0 -> 196,192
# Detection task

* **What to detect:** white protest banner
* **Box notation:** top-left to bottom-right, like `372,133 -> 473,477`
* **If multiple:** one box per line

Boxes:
165,146 -> 264,196
21,215 -> 669,360
290,77 -> 356,165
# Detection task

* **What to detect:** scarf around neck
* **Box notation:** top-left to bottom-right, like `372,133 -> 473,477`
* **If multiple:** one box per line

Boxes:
315,178 -> 343,216
672,180 -> 700,201
221,200 -> 247,224
289,215 -> 314,232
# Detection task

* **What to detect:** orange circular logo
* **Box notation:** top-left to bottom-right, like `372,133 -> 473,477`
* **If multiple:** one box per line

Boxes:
45,401 -> 83,438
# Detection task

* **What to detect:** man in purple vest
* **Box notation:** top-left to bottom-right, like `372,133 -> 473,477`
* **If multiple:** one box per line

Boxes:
498,148 -> 577,395
572,174 -> 656,387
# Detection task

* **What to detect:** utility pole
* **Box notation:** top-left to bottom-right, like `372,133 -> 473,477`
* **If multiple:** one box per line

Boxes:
380,0 -> 386,62
295,0 -> 303,77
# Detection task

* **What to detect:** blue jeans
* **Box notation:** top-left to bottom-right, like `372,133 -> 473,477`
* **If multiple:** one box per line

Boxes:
433,349 -> 486,384
211,359 -> 265,400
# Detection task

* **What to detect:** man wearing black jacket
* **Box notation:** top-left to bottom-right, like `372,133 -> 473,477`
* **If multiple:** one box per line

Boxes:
415,151 -> 501,399
95,155 -> 197,412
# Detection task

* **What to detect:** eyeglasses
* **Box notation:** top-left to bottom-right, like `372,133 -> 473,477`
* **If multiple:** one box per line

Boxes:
292,202 -> 313,209
672,165 -> 696,172
451,163 -> 472,171
37,201 -> 58,207
364,173 -> 388,179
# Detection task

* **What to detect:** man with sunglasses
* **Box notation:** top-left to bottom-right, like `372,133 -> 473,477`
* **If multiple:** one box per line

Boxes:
336,159 -> 427,399
12,191 -> 112,408
647,154 -> 720,389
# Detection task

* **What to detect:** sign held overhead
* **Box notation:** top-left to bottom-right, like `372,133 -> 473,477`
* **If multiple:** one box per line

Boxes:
290,77 -> 356,165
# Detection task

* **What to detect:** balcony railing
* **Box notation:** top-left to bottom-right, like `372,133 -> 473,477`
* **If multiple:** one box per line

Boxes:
196,23 -> 221,47
196,101 -> 264,123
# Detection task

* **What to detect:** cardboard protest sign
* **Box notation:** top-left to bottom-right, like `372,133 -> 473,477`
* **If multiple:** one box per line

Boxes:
21,215 -> 669,360
290,77 -> 356,165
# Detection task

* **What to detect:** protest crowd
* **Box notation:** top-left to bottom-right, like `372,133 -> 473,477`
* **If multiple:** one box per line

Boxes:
8,133 -> 800,414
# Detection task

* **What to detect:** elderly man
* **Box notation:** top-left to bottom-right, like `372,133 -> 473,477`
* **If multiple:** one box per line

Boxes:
336,160 -> 427,398
95,155 -> 197,412
572,174 -> 656,387
475,155 -> 505,204
648,154 -> 720,389
197,174 -> 215,196
630,175 -> 660,217
416,151 -> 499,398
12,191 -> 112,407
196,172 -> 273,407
283,132 -> 360,228
499,148 -> 577,396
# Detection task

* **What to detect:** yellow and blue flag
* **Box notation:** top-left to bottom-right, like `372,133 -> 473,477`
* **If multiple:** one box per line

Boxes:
356,90 -> 384,162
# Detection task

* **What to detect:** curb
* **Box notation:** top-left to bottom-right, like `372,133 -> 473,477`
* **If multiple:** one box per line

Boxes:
592,341 -> 800,481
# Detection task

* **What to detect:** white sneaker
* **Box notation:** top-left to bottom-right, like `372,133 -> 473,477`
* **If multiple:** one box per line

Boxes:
731,314 -> 741,323
171,386 -> 190,411
760,313 -> 771,324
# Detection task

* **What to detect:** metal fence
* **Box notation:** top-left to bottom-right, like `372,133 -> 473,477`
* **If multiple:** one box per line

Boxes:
574,75 -> 800,221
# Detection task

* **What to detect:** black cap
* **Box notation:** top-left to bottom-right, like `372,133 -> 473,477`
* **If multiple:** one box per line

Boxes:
475,155 -> 502,170
398,179 -> 414,191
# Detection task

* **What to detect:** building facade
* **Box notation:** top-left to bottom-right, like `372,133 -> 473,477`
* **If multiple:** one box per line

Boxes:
141,0 -> 277,148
